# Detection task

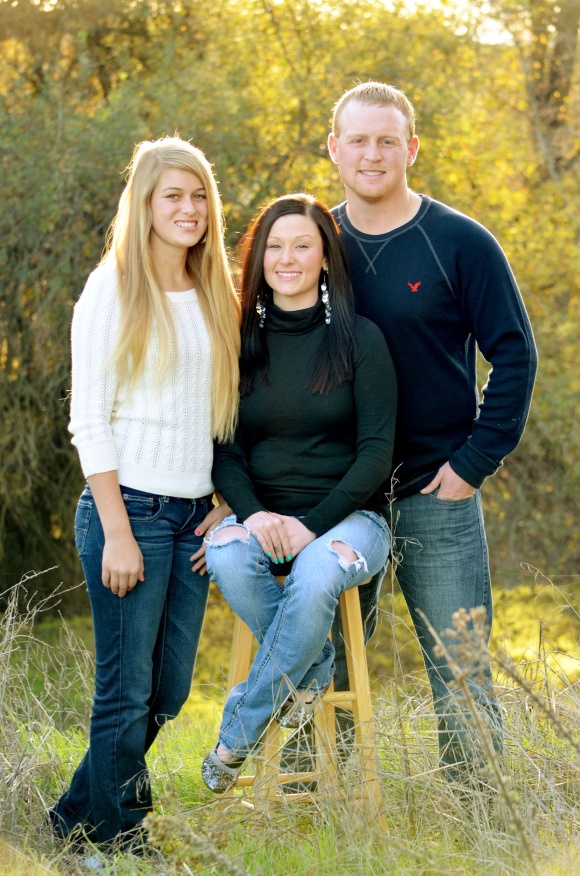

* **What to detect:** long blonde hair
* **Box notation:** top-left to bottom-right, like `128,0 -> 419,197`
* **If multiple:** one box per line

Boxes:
104,137 -> 240,442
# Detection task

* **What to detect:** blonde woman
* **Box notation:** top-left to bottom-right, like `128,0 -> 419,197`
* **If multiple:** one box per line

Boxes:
49,137 -> 240,850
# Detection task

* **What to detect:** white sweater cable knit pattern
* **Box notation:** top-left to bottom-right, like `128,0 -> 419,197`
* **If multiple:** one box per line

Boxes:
69,261 -> 214,499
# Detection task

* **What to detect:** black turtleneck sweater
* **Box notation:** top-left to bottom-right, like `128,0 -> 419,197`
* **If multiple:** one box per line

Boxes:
212,301 -> 397,536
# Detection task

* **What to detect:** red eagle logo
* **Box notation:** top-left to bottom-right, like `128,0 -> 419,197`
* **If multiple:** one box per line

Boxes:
408,281 -> 422,293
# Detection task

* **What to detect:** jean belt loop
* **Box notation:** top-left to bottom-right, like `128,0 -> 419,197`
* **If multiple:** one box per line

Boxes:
194,494 -> 208,512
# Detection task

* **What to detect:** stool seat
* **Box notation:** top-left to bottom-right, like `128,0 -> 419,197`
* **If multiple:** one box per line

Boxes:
216,577 -> 384,814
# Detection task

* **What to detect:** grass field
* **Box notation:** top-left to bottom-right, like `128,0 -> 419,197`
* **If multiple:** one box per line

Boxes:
1,566 -> 579,875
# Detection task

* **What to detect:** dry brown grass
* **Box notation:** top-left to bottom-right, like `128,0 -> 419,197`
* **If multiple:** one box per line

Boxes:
1,569 -> 578,875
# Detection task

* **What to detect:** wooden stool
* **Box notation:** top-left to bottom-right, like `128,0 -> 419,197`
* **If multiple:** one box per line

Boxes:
216,577 -> 383,814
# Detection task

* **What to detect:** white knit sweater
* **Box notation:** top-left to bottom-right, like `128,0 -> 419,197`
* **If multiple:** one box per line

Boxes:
69,261 -> 214,499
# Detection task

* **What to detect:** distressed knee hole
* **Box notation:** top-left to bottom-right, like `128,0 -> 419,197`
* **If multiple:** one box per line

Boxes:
328,540 -> 368,573
208,525 -> 249,546
330,541 -> 358,564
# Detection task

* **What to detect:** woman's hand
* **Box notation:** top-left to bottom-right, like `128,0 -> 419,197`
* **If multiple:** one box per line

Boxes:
244,510 -> 291,564
190,494 -> 233,575
87,471 -> 145,598
277,515 -> 316,559
102,531 -> 144,598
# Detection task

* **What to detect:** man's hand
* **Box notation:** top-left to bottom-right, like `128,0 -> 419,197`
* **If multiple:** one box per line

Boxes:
420,461 -> 476,501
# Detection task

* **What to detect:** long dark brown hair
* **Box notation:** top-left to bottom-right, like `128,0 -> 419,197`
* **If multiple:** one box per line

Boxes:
239,193 -> 355,397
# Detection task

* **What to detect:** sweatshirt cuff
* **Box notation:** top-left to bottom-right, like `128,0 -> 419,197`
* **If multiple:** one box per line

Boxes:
449,442 -> 502,490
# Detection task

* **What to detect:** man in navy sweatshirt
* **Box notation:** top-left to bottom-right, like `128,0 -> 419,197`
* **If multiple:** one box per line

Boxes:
328,82 -> 538,783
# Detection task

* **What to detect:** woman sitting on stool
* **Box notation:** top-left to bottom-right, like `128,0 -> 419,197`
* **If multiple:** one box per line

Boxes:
201,193 -> 397,792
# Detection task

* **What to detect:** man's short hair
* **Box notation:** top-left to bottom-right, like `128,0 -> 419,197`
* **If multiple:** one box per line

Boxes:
331,82 -> 416,141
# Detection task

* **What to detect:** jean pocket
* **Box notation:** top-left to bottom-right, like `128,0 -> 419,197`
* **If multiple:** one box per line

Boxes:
431,489 -> 476,506
121,491 -> 164,522
74,492 -> 94,556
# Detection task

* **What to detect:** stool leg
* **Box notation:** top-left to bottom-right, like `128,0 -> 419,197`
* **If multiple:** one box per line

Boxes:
254,722 -> 281,802
340,588 -> 373,724
315,690 -> 339,790
227,615 -> 254,691
339,587 -> 384,814
210,615 -> 255,812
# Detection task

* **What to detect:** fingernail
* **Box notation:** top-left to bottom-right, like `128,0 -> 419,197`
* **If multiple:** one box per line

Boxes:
286,554 -> 292,561
273,558 -> 279,564
267,552 -> 272,557
195,529 -> 202,535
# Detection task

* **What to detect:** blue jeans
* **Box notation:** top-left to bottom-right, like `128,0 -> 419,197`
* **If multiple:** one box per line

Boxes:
50,486 -> 212,846
337,489 -> 503,779
205,510 -> 391,756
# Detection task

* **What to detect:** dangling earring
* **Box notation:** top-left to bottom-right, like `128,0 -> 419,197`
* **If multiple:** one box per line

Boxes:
321,271 -> 332,325
256,297 -> 267,328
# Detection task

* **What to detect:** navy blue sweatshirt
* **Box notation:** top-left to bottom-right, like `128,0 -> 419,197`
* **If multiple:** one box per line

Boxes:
332,196 -> 538,497
212,301 -> 397,535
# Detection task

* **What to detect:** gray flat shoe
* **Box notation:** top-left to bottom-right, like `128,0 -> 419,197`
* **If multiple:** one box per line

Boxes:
278,688 -> 328,729
201,747 -> 245,793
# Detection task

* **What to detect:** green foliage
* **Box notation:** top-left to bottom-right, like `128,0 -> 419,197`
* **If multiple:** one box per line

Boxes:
0,0 -> 578,604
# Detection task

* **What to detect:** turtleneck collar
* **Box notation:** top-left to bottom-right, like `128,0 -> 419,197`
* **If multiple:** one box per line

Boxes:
266,299 -> 326,335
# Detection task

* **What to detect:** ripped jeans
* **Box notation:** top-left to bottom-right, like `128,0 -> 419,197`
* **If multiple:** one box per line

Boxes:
205,510 -> 391,756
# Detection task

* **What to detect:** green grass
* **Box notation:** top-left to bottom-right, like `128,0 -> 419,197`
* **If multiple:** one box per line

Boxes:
1,569 -> 579,875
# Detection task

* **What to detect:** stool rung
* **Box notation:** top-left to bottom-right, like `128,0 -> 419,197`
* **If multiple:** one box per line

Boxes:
276,770 -> 318,784
236,770 -> 320,786
323,691 -> 356,705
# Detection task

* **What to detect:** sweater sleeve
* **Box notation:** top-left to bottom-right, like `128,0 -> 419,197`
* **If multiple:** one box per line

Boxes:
211,434 -> 267,521
68,264 -> 121,477
302,319 -> 397,535
447,223 -> 538,487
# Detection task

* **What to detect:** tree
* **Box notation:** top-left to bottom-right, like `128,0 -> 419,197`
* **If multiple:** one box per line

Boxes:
482,0 -> 580,180
0,0 -> 577,606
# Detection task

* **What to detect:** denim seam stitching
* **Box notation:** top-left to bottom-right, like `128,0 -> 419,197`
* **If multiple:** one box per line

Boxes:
220,588 -> 291,739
